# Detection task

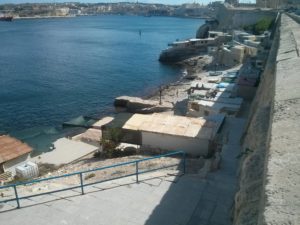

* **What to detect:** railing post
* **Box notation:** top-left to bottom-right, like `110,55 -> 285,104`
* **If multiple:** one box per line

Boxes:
182,152 -> 186,175
13,185 -> 20,209
79,173 -> 84,195
135,161 -> 139,183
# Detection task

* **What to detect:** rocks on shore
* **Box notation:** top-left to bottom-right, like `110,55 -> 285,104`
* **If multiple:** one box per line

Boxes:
114,96 -> 173,114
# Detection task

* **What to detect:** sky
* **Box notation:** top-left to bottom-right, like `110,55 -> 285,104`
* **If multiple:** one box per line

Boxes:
0,0 -> 256,5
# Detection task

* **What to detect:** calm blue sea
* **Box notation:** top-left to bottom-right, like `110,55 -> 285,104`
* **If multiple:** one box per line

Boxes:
0,15 -> 204,153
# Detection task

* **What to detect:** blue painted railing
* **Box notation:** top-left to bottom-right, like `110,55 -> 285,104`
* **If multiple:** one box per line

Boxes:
0,151 -> 186,209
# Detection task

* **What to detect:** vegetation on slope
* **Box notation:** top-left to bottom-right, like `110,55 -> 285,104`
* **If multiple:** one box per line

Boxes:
244,18 -> 274,34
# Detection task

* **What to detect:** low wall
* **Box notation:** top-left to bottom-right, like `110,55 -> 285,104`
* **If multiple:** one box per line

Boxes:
287,12 -> 300,23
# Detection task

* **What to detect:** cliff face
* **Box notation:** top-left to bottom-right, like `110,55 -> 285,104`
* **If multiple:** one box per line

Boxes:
233,13 -> 300,225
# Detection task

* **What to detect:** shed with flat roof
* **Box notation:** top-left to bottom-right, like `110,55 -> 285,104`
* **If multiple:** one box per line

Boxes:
188,98 -> 242,117
0,135 -> 32,176
122,113 -> 224,156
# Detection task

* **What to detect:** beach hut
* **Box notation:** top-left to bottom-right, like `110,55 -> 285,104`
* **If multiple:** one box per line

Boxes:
0,135 -> 32,177
188,99 -> 242,117
122,113 -> 224,156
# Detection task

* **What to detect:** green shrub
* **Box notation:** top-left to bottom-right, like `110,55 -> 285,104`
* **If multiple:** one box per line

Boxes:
95,128 -> 136,159
100,127 -> 123,151
243,18 -> 274,35
84,173 -> 95,180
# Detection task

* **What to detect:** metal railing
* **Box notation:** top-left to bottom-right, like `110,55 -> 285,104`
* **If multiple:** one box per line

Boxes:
0,151 -> 186,209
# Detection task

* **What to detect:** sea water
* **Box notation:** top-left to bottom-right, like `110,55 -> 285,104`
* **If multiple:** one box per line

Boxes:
0,15 -> 204,153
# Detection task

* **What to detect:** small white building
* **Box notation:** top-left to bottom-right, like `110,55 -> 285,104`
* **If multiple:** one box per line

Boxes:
187,83 -> 243,117
0,135 -> 32,177
122,113 -> 224,156
188,99 -> 242,117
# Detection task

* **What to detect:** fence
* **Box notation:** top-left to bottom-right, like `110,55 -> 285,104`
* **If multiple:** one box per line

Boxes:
0,151 -> 186,209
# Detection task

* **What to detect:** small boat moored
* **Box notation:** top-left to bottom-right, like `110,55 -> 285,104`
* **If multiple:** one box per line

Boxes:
0,15 -> 13,22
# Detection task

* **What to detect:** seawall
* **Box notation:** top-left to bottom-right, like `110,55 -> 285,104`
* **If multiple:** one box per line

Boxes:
233,13 -> 300,225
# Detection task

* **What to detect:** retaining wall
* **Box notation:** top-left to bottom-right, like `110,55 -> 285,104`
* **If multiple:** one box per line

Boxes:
233,13 -> 300,225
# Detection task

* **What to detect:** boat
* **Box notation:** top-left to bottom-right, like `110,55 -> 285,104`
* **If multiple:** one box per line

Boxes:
0,16 -> 13,22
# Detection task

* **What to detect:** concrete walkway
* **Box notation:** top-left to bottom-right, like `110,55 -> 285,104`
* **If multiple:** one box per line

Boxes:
32,138 -> 98,166
0,118 -> 245,225
0,171 -> 203,225
186,118 -> 245,225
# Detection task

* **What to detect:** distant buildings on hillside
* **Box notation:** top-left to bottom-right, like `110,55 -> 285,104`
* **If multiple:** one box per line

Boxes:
226,0 -> 300,9
0,2 -> 216,19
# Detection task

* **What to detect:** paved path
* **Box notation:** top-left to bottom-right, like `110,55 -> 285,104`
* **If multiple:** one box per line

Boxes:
0,171 -> 204,225
186,118 -> 245,225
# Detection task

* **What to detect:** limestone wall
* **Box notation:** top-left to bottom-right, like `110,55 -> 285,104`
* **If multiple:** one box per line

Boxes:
195,5 -> 276,38
258,14 -> 300,225
286,12 -> 300,24
233,13 -> 300,225
215,4 -> 277,31
232,16 -> 278,224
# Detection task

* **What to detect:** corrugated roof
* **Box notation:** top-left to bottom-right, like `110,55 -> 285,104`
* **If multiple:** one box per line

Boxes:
122,113 -> 218,140
0,135 -> 32,164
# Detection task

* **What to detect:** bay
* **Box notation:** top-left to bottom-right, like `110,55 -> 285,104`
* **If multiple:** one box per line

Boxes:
0,15 -> 204,152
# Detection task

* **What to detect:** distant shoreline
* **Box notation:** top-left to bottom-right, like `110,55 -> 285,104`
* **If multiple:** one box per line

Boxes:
13,15 -> 76,20
12,14 -> 209,21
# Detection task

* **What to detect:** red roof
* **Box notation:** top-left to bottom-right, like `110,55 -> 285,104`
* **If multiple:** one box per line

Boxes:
0,135 -> 32,164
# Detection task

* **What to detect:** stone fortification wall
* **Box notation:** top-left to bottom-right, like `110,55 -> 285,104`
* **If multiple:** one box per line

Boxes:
233,13 -> 300,225
216,4 -> 276,31
232,14 -> 279,225
258,13 -> 300,225
195,4 -> 276,38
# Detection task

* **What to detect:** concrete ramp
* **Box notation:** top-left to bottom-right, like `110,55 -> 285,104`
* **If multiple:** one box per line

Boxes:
33,138 -> 98,166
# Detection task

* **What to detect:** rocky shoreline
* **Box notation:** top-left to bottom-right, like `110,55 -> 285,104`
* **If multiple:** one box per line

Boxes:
147,55 -> 213,113
30,55 -> 213,173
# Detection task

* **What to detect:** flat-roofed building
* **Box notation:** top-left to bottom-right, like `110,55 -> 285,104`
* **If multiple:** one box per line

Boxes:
0,135 -> 32,176
188,99 -> 242,118
122,113 -> 224,156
